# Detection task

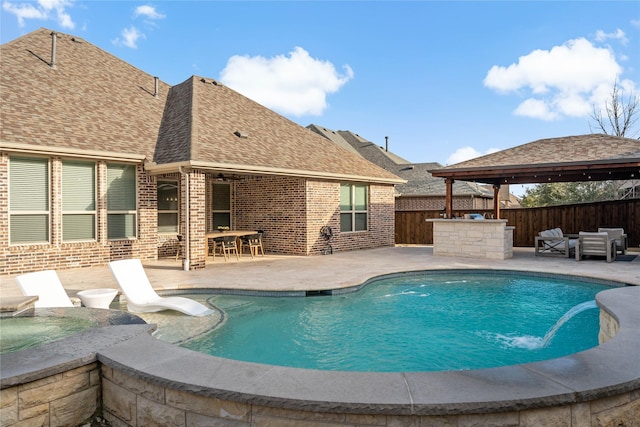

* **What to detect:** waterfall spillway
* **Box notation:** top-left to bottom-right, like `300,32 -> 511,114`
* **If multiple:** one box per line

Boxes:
541,300 -> 598,347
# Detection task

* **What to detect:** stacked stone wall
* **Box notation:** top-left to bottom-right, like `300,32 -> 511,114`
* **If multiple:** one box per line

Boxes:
99,364 -> 639,427
0,364 -> 100,426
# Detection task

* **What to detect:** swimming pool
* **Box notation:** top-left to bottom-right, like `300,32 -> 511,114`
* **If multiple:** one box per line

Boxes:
4,260 -> 638,427
176,271 -> 611,372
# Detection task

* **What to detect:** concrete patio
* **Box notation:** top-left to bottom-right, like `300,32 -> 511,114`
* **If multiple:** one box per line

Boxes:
2,246 -> 639,299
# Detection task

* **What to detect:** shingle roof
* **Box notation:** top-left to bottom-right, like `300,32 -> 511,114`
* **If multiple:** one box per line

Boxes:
1,28 -> 166,160
431,134 -> 640,185
440,134 -> 640,169
308,125 -> 491,197
1,28 -> 402,184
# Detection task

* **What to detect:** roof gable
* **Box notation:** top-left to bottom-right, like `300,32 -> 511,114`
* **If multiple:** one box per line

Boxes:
443,134 -> 640,169
1,28 -> 167,160
1,29 -> 401,183
431,134 -> 640,185
309,124 -> 491,197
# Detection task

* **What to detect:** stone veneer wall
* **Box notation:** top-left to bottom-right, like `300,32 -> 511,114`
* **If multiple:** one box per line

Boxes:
431,219 -> 514,260
0,363 -> 100,426
0,153 -> 159,275
599,307 -> 619,344
99,310 -> 639,427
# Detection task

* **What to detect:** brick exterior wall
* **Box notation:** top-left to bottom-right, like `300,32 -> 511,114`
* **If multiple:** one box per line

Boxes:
0,155 -> 157,275
1,154 -> 397,274
234,177 -> 395,256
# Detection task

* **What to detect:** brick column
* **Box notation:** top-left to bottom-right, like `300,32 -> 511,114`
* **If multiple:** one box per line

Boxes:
187,170 -> 207,270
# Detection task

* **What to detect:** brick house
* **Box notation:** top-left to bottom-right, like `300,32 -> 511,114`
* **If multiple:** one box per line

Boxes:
0,29 -> 403,275
307,125 -> 501,211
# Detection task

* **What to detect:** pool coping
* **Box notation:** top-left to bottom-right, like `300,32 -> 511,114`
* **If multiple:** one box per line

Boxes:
2,277 -> 639,415
94,284 -> 640,415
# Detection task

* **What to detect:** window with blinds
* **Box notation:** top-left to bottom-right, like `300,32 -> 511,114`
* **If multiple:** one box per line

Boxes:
158,179 -> 179,233
62,160 -> 96,241
107,164 -> 137,239
211,183 -> 231,230
9,156 -> 50,244
340,183 -> 368,232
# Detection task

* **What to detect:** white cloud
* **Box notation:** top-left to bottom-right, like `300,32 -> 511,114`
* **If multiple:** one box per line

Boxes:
595,28 -> 628,45
134,5 -> 165,20
3,0 -> 75,29
113,26 -> 145,49
219,47 -> 354,116
113,5 -> 163,49
484,37 -> 623,121
446,147 -> 500,165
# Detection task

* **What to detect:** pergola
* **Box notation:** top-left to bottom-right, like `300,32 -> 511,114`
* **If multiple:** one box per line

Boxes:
430,134 -> 640,219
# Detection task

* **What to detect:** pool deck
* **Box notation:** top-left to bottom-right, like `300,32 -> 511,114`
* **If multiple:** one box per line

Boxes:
2,245 -> 640,426
2,246 -> 639,298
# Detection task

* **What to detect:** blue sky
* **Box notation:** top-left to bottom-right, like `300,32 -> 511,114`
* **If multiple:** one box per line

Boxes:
2,1 -> 639,172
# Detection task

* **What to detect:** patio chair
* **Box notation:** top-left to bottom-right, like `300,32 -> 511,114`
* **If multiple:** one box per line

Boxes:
534,228 -> 577,257
598,228 -> 628,255
174,234 -> 184,261
216,235 -> 240,261
575,232 -> 616,263
108,259 -> 214,316
240,233 -> 264,258
15,270 -> 75,308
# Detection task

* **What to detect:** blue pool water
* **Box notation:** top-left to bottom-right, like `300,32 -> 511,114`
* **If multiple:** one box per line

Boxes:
181,271 -> 612,372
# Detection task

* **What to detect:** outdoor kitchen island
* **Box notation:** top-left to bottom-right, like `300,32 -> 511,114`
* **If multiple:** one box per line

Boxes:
428,218 -> 515,260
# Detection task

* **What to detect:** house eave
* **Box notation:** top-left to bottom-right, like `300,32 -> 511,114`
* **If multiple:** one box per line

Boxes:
145,161 -> 406,185
0,142 -> 146,163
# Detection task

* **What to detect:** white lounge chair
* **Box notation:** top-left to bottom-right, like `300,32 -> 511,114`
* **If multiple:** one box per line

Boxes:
15,270 -> 74,308
108,259 -> 213,316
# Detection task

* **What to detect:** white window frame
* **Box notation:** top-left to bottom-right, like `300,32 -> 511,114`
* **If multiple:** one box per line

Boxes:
9,155 -> 51,245
340,183 -> 369,232
157,179 -> 179,234
107,163 -> 138,240
62,159 -> 97,242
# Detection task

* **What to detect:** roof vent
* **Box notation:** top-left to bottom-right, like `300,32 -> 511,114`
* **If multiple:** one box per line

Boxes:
153,76 -> 159,98
234,131 -> 248,138
50,31 -> 58,69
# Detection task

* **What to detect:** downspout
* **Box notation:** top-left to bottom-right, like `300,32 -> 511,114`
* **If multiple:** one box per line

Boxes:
179,166 -> 190,271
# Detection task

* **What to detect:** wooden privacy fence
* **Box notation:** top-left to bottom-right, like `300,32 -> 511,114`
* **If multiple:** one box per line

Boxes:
395,199 -> 640,248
